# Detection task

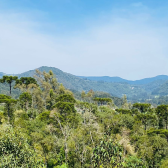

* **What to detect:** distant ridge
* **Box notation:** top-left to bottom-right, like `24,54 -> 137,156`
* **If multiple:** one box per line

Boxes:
1,66 -> 168,85
78,75 -> 168,85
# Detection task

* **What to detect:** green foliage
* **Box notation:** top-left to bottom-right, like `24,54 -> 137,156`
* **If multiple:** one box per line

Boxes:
0,126 -> 44,168
116,109 -> 132,115
160,159 -> 168,168
135,112 -> 157,130
53,102 -> 76,125
133,103 -> 151,113
38,111 -> 50,121
19,92 -> 32,111
156,105 -> 168,129
0,76 -> 18,83
119,114 -> 135,130
93,91 -> 123,107
1,69 -> 168,167
0,94 -> 17,124
123,156 -> 145,168
46,89 -> 56,110
147,129 -> 168,141
0,94 -> 11,99
93,97 -> 112,105
137,135 -> 168,168
56,94 -> 76,103
15,77 -> 37,87
92,138 -> 123,168
56,163 -> 68,168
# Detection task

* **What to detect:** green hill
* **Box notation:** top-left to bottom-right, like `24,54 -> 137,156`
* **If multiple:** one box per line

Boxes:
1,66 -> 168,102
15,66 -> 147,99
152,81 -> 168,96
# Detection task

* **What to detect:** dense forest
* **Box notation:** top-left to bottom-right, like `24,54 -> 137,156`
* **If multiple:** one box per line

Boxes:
0,70 -> 168,167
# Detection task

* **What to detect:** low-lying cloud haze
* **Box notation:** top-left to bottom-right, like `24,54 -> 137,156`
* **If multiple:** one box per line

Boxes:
0,1 -> 168,80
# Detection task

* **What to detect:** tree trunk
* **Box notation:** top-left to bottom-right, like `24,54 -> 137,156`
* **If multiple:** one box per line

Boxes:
10,83 -> 12,95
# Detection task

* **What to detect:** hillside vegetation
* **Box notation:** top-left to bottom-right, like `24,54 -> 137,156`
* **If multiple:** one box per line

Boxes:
0,70 -> 168,167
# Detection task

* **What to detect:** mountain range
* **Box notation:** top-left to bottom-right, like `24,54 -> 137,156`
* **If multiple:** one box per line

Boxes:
1,66 -> 168,101
78,75 -> 168,85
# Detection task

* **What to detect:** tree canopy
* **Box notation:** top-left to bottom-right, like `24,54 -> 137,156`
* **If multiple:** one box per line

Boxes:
0,70 -> 168,168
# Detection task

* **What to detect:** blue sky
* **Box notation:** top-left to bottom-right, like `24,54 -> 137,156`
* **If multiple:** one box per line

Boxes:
0,0 -> 168,80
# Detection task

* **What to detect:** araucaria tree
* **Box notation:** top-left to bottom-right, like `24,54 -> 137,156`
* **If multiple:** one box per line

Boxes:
0,76 -> 18,95
15,77 -> 37,89
0,94 -> 17,124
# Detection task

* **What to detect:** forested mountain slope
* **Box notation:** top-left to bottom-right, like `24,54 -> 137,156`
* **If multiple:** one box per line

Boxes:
152,81 -> 168,96
15,66 -> 147,99
1,66 -> 168,101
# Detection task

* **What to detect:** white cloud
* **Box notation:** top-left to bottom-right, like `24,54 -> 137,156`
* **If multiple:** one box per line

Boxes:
0,8 -> 168,80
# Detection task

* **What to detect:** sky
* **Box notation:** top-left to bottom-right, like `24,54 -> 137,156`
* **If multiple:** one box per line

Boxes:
0,0 -> 168,80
